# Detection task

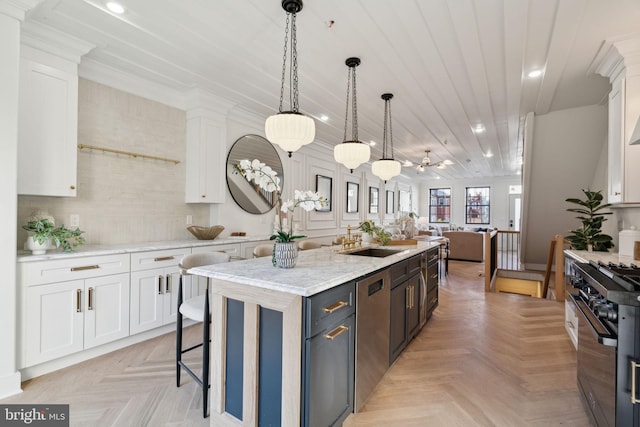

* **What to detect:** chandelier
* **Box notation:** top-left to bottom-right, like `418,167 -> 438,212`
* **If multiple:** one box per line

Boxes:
371,93 -> 401,182
264,0 -> 315,157
334,57 -> 370,172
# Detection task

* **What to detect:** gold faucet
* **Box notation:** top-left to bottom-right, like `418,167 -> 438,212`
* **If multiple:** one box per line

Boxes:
342,225 -> 357,250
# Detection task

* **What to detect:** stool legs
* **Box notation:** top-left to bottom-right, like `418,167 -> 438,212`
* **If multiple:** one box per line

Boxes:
176,274 -> 184,387
202,288 -> 210,418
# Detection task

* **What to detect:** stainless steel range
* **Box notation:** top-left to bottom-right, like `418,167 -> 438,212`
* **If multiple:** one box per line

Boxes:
570,261 -> 640,426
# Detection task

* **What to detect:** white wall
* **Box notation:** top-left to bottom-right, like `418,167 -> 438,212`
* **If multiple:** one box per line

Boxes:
417,176 -> 521,230
523,104 -> 607,268
218,107 -> 419,238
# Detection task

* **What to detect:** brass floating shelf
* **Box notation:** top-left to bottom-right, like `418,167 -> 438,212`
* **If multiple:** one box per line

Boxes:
77,144 -> 180,164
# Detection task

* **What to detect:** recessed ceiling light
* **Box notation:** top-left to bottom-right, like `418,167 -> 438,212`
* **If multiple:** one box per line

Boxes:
472,124 -> 485,133
485,151 -> 494,158
106,2 -> 125,14
319,115 -> 329,121
527,69 -> 543,78
368,140 -> 376,146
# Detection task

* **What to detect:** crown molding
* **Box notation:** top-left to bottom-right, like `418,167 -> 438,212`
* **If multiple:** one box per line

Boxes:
0,0 -> 42,21
21,20 -> 94,63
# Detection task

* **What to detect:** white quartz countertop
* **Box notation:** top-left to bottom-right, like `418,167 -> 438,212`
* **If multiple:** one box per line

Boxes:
16,235 -> 272,262
189,242 -> 442,297
565,249 -> 639,265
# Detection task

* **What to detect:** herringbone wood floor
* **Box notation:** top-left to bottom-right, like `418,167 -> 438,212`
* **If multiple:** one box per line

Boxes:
3,261 -> 590,426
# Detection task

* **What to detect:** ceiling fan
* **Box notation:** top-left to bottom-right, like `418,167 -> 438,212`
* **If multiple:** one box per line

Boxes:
403,149 -> 454,172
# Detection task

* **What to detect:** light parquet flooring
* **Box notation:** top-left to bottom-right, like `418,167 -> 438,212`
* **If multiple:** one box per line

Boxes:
2,261 -> 590,426
345,261 -> 590,427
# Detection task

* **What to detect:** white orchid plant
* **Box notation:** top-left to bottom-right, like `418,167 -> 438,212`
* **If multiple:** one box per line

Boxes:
235,159 -> 326,243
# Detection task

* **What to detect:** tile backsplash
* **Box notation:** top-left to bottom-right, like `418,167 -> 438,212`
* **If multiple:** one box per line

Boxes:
17,79 -> 210,249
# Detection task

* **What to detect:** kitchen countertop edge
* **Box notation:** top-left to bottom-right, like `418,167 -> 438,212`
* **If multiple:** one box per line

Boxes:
16,236 -> 273,262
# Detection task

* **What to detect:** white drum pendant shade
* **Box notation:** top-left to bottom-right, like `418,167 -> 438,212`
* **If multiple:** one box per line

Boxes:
265,112 -> 315,155
372,158 -> 401,181
333,141 -> 371,171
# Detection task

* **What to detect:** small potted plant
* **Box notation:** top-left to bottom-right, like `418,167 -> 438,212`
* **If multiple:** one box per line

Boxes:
23,218 -> 86,254
357,220 -> 392,246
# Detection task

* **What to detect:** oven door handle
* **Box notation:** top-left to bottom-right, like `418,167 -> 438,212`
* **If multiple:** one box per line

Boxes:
570,293 -> 617,347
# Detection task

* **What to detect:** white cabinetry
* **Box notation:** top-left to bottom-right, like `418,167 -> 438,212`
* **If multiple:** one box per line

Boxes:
19,254 -> 130,367
129,248 -> 191,334
608,78 -> 624,203
17,46 -> 79,197
597,40 -> 640,203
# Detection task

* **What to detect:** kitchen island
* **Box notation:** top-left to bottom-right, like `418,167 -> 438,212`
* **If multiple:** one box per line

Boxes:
188,241 -> 441,427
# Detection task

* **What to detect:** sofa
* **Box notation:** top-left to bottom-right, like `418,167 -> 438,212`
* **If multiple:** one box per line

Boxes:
442,230 -> 486,262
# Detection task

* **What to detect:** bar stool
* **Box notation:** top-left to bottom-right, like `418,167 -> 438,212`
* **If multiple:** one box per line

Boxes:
176,251 -> 230,418
253,244 -> 274,258
298,240 -> 321,250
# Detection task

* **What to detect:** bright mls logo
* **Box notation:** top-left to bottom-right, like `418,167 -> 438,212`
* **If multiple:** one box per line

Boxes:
1,405 -> 69,426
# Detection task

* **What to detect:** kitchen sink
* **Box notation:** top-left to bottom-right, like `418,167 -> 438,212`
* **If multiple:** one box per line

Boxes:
344,248 -> 402,257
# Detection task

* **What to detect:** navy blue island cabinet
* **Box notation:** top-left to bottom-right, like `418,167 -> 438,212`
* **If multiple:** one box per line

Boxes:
223,281 -> 356,427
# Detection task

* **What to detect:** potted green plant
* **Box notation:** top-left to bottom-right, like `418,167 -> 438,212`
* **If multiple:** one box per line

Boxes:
565,189 -> 614,252
23,218 -> 86,254
357,220 -> 392,246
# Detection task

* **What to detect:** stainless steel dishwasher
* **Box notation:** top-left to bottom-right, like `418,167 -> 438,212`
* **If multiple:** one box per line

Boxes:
355,269 -> 390,411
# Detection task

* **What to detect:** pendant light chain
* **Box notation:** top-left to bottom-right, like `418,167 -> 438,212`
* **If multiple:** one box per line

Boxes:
291,12 -> 299,113
382,97 -> 394,159
342,65 -> 360,141
278,13 -> 289,113
343,67 -> 351,142
277,12 -> 300,114
351,65 -> 358,141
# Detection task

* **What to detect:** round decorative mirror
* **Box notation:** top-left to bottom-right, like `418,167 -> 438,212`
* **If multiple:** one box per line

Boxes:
226,134 -> 284,214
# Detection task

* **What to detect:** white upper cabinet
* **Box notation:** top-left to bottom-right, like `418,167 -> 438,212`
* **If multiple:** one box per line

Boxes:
184,90 -> 235,203
18,49 -> 78,197
17,24 -> 93,197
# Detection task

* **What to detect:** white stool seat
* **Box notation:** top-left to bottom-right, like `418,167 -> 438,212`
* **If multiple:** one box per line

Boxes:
179,294 -> 210,322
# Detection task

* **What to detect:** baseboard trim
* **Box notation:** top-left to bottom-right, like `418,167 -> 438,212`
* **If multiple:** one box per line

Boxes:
0,371 -> 22,400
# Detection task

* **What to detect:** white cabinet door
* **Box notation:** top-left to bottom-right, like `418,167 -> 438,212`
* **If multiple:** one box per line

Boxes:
18,57 -> 78,197
185,115 -> 226,203
608,78 -> 624,203
130,268 -> 164,334
84,273 -> 130,349
25,280 -> 84,366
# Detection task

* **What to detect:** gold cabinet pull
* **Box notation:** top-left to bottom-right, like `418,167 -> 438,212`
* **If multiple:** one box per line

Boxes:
166,274 -> 171,293
431,273 -> 438,279
88,287 -> 94,310
70,185 -> 76,190
154,256 -> 175,262
406,286 -> 410,309
633,361 -> 640,404
71,265 -> 100,271
158,276 -> 163,294
411,285 -> 415,308
76,289 -> 82,312
325,324 -> 348,340
323,300 -> 348,313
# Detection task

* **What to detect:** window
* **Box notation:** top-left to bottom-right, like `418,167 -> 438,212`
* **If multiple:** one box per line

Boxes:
429,188 -> 451,223
466,187 -> 490,224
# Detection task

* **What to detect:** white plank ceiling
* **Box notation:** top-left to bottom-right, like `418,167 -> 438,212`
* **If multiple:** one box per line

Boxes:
22,0 -> 640,179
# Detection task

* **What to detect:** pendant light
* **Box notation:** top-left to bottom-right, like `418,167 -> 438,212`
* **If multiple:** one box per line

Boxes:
372,93 -> 401,182
334,57 -> 370,172
265,0 -> 315,157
